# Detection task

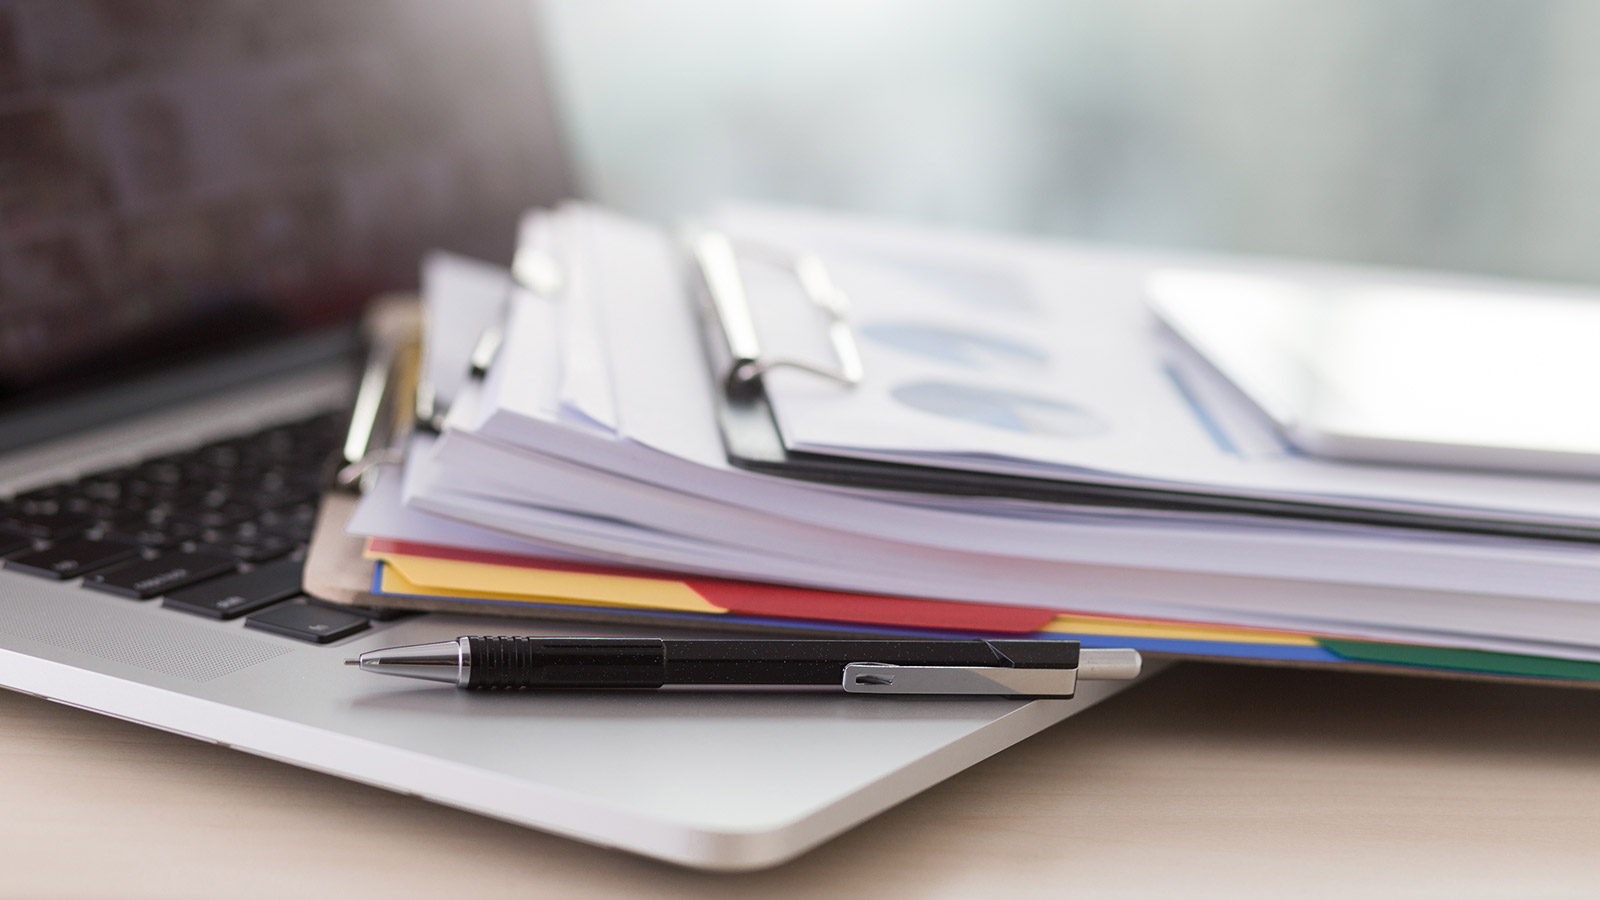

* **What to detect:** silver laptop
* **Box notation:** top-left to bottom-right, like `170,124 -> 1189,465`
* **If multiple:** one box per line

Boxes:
0,1 -> 1148,870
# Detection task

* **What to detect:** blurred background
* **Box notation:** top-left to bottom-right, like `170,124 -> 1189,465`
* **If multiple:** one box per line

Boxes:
541,0 -> 1600,283
0,0 -> 562,396
2,0 -> 1596,399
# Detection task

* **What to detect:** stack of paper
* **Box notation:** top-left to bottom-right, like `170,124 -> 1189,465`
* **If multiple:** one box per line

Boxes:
342,203 -> 1600,680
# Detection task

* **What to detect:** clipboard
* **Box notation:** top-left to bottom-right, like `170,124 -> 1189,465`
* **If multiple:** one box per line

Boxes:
685,227 -> 1600,546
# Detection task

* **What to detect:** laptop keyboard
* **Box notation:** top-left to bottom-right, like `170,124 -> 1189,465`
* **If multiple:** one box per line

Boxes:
0,412 -> 381,644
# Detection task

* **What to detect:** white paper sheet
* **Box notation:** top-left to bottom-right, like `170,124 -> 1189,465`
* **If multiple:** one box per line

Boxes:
720,205 -> 1600,527
548,207 -> 620,432
346,437 -> 588,560
418,251 -> 512,415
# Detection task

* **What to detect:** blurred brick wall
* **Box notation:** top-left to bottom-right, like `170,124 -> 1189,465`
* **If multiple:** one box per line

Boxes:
0,0 -> 565,388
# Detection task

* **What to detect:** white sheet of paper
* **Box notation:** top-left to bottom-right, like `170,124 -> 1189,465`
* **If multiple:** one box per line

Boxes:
718,205 -> 1600,526
546,207 -> 619,433
475,286 -> 564,436
346,437 -> 584,559
419,251 -> 511,414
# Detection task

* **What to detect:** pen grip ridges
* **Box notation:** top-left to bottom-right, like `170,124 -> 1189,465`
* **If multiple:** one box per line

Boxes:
464,636 -> 667,690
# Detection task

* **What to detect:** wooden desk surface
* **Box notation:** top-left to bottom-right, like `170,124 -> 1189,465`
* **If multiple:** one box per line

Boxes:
3,663 -> 1598,899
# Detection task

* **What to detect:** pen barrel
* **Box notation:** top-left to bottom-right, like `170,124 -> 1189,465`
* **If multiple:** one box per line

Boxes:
464,636 -> 666,689
455,637 -> 1083,690
660,639 -> 1080,685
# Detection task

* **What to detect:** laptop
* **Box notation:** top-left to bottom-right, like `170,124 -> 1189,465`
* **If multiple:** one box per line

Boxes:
0,1 -> 1150,870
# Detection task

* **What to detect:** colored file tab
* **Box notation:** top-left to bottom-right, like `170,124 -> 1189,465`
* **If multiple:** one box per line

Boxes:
366,538 -> 1057,633
1042,613 -> 1320,646
371,548 -> 720,613
1321,640 -> 1600,682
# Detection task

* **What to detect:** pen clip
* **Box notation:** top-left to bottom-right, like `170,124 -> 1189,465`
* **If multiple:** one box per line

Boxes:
841,663 -> 1078,697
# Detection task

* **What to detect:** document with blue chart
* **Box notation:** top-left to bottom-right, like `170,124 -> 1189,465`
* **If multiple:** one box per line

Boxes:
711,204 -> 1600,542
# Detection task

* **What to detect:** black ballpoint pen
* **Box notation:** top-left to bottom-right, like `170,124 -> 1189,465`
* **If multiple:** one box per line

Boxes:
345,636 -> 1141,697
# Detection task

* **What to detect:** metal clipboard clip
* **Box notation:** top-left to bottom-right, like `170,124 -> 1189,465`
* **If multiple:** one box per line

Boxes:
413,239 -> 565,435
688,228 -> 865,400
336,295 -> 421,492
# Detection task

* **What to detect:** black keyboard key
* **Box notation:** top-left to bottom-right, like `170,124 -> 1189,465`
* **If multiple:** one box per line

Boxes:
245,602 -> 369,644
200,445 -> 243,469
95,524 -> 179,548
138,461 -> 185,484
1,508 -> 92,540
78,478 -> 124,502
194,502 -> 256,529
163,521 -> 206,543
260,499 -> 317,522
13,482 -> 75,506
4,537 -> 140,580
146,496 -> 208,523
264,523 -> 313,544
0,534 -> 31,557
164,557 -> 305,620
179,461 -> 215,483
242,537 -> 296,563
141,482 -> 201,505
64,497 -> 120,519
307,598 -> 415,621
255,486 -> 319,511
82,551 -> 237,599
258,503 -> 317,541
185,536 -> 295,564
254,469 -> 289,492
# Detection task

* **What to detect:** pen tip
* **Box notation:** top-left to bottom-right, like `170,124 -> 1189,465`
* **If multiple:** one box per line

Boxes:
343,659 -> 360,666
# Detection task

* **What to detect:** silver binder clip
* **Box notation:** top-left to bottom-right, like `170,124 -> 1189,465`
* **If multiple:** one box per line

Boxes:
840,663 -> 1079,697
689,228 -> 864,398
